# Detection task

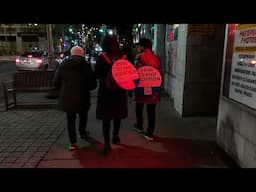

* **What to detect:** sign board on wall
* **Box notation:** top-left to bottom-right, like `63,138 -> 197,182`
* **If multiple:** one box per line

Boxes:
165,24 -> 178,75
167,24 -> 179,42
188,24 -> 216,35
229,24 -> 256,109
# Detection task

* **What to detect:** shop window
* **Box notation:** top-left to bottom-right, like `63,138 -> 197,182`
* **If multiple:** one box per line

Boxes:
22,36 -> 39,42
222,24 -> 256,110
6,36 -> 16,41
167,24 -> 179,42
0,36 -> 6,41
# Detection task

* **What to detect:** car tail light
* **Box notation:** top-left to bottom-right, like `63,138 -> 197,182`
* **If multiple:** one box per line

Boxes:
36,59 -> 42,64
15,58 -> 20,63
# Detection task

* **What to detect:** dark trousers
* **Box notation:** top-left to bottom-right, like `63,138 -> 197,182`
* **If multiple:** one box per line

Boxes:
136,103 -> 156,136
66,111 -> 88,144
102,119 -> 121,145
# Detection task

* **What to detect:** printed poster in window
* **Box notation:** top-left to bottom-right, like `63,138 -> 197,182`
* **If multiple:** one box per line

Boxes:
166,24 -> 178,75
229,24 -> 256,109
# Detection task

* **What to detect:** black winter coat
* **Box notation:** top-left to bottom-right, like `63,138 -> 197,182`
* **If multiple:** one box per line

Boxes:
53,55 -> 97,112
94,54 -> 128,120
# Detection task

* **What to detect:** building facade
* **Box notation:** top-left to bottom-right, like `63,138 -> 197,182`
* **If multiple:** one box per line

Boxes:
133,24 -> 256,167
217,24 -> 256,167
0,24 -> 48,55
134,24 -> 225,116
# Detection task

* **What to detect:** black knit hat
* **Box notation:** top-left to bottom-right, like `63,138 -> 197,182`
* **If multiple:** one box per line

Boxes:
136,38 -> 152,49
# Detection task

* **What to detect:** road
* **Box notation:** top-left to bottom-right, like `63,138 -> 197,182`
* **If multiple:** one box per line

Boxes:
0,60 -> 17,73
0,55 -> 18,73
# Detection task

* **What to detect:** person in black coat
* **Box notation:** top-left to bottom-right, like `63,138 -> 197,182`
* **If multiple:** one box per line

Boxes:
94,35 -> 128,155
53,46 -> 97,150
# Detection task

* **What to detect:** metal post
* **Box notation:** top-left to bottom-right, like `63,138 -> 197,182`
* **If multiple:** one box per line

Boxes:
47,24 -> 55,70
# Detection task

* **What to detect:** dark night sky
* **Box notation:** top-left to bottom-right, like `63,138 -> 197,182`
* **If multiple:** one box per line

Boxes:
115,24 -> 133,31
114,24 -> 134,41
109,24 -> 133,35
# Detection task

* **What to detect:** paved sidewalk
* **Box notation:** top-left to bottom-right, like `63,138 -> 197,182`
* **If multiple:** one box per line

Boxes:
0,91 -> 238,168
0,108 -> 65,168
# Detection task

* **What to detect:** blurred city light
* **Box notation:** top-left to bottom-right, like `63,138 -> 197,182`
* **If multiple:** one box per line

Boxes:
108,29 -> 113,35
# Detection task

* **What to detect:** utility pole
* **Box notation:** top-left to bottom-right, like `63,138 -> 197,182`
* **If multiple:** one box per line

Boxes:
46,24 -> 55,70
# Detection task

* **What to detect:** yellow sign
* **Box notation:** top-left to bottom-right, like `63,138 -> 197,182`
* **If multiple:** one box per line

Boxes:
234,46 -> 256,53
236,24 -> 256,30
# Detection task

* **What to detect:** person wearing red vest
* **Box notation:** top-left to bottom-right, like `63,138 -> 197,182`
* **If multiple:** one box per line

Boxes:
133,38 -> 162,141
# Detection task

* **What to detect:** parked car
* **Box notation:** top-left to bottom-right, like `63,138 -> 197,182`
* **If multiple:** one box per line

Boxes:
15,51 -> 49,71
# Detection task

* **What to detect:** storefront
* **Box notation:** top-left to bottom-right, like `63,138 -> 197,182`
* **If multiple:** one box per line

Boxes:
217,24 -> 256,167
133,24 -> 225,117
164,24 -> 226,116
164,24 -> 179,100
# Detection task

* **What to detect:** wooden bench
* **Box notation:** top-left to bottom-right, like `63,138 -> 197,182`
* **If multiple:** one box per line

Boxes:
2,70 -> 57,111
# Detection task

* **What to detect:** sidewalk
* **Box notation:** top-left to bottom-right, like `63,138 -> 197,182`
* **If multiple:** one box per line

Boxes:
0,91 -> 238,168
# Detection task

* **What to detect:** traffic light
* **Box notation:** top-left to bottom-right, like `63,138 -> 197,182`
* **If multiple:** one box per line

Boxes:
69,27 -> 73,33
99,28 -> 104,33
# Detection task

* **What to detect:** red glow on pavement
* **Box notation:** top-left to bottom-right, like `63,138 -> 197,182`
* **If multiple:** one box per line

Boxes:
37,129 -> 237,168
41,136 -> 207,168
112,59 -> 139,90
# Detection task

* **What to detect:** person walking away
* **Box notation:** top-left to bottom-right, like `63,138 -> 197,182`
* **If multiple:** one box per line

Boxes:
94,35 -> 128,155
133,38 -> 162,141
53,46 -> 97,150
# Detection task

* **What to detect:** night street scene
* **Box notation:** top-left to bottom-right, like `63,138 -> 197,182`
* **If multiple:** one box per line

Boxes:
0,23 -> 254,168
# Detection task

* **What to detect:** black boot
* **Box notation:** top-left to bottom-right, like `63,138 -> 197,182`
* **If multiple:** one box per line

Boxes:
113,119 -> 121,144
103,120 -> 111,155
112,135 -> 120,144
103,143 -> 111,155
